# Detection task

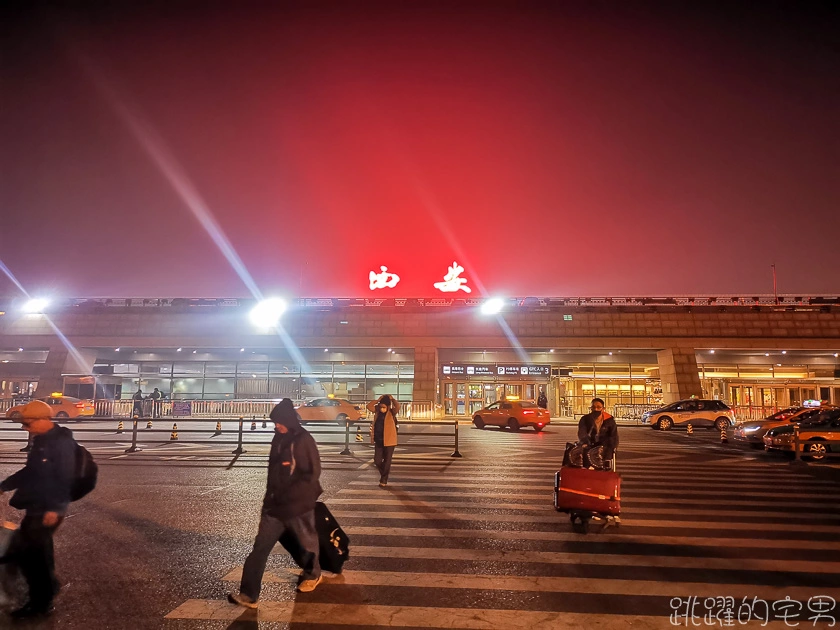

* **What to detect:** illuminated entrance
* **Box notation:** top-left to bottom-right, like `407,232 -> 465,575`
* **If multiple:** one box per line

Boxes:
442,382 -> 545,416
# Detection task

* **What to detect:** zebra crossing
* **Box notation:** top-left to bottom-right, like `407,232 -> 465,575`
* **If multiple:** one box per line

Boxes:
165,427 -> 840,628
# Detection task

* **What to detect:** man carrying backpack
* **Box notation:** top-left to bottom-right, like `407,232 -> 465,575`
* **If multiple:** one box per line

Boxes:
0,400 -> 85,618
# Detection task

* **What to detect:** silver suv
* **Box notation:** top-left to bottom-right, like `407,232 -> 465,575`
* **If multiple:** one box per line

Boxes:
642,399 -> 735,431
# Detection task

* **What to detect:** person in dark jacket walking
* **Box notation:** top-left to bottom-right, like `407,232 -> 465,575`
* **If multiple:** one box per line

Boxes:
366,395 -> 399,487
149,388 -> 162,418
537,388 -> 548,410
0,400 -> 76,619
132,388 -> 144,418
228,398 -> 323,609
576,397 -> 619,468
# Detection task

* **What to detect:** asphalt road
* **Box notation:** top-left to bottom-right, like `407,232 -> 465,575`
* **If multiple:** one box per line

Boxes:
0,423 -> 838,629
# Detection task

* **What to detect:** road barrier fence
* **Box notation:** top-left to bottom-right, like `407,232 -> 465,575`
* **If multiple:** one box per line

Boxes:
0,416 -> 462,458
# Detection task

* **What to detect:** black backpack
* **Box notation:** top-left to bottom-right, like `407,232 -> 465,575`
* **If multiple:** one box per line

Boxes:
71,443 -> 98,501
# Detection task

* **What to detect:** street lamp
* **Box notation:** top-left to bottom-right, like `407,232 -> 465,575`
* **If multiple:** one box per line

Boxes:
23,298 -> 49,313
480,298 -> 505,315
249,298 -> 287,328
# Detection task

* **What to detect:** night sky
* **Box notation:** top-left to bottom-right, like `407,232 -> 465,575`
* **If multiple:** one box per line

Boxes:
1,1 -> 838,299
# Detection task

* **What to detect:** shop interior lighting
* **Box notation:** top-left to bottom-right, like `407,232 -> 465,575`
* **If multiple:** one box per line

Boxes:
249,298 -> 287,328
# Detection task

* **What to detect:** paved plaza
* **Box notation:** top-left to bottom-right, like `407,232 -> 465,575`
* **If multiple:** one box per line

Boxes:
0,422 -> 838,629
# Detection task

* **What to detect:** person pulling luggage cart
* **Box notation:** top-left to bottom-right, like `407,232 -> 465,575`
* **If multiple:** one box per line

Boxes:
554,398 -> 621,533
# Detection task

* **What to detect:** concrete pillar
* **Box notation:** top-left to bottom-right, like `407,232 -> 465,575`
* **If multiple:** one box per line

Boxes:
656,348 -> 702,404
33,347 -> 70,396
413,346 -> 439,403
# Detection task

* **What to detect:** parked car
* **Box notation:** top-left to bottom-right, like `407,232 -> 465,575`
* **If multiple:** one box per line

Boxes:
734,406 -> 834,447
5,394 -> 95,420
472,399 -> 550,432
295,398 -> 365,424
763,408 -> 840,460
641,399 -> 735,431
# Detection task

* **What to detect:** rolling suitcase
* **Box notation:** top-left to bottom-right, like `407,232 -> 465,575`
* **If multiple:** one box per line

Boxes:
554,465 -> 621,533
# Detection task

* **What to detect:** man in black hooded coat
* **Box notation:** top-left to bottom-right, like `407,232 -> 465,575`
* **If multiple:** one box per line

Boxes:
228,398 -> 323,608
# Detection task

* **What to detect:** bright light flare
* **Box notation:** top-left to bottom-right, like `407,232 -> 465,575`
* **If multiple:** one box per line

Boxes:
480,298 -> 505,315
249,298 -> 287,328
23,298 -> 49,313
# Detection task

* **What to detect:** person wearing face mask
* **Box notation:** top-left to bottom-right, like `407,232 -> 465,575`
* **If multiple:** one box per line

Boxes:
576,398 -> 619,469
366,395 -> 400,487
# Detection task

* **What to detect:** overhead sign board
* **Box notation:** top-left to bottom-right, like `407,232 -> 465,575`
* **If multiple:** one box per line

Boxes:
441,364 -> 551,378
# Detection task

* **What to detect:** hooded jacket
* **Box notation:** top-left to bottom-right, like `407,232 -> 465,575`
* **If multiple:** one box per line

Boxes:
577,410 -> 619,459
367,396 -> 400,447
0,425 -> 76,515
262,399 -> 323,520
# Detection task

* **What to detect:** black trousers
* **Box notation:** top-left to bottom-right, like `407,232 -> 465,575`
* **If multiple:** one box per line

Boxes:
374,444 -> 395,482
12,513 -> 63,608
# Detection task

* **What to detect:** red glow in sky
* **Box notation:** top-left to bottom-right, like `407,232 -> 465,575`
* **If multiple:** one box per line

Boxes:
1,2 -> 838,298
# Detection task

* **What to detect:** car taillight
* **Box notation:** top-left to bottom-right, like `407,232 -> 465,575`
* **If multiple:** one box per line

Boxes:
537,423 -> 544,427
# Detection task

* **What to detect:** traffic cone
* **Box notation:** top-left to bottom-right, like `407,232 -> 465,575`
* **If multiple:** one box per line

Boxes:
170,423 -> 178,440
720,427 -> 728,443
146,419 -> 153,430
355,425 -> 363,442
686,423 -> 693,436
116,420 -> 124,434
213,420 -> 222,436
262,414 -> 267,428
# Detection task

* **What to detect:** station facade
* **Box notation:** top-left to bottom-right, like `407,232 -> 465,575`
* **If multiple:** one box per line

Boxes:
2,296 -> 840,419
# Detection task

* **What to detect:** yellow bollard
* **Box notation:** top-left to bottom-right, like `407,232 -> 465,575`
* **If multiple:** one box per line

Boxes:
213,421 -> 222,436
146,419 -> 153,430
720,427 -> 728,443
686,423 -> 693,436
116,420 -> 124,434
355,424 -> 364,442
262,414 -> 267,428
170,423 -> 178,440
250,420 -> 257,431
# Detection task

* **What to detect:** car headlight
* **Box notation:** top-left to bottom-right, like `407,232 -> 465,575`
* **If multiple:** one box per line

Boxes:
743,425 -> 761,433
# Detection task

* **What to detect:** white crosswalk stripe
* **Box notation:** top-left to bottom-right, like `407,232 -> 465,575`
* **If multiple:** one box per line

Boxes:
165,430 -> 840,627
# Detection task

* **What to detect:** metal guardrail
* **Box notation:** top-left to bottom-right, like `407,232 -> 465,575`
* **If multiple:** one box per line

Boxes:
0,417 -> 463,459
731,405 -> 783,422
612,404 -> 661,422
89,399 -> 441,420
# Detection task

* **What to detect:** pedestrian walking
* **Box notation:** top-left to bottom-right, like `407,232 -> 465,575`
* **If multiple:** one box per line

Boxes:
0,400 -> 86,618
228,398 -> 323,609
537,388 -> 548,410
132,388 -> 144,418
150,388 -> 162,419
367,395 -> 399,487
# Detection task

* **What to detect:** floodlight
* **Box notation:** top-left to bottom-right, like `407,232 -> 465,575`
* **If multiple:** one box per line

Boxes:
23,298 -> 49,313
249,298 -> 287,328
480,298 -> 505,315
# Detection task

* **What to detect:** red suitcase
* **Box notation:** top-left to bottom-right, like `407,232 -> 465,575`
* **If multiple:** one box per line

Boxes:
554,466 -> 621,517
